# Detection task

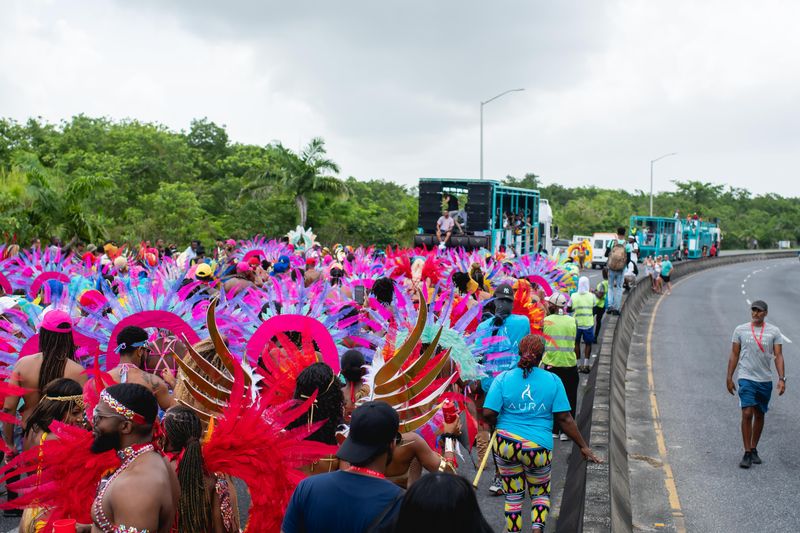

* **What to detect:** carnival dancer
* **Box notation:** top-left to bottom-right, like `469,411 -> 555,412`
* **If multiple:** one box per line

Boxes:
86,383 -> 179,532
18,378 -> 86,533
85,326 -> 175,411
162,406 -> 240,533
484,334 -> 600,532
473,283 -> 531,495
340,349 -> 370,422
288,362 -> 346,475
3,310 -> 87,454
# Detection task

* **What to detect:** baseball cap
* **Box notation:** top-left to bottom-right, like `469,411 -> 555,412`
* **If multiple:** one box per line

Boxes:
751,300 -> 768,312
494,283 -> 514,301
337,401 -> 399,464
41,310 -> 72,333
195,263 -> 213,280
545,292 -> 568,307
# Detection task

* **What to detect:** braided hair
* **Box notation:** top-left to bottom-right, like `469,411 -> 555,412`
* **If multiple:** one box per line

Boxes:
37,325 -> 77,393
288,362 -> 345,445
164,406 -> 210,533
24,377 -> 83,438
340,350 -> 366,385
518,334 -> 546,378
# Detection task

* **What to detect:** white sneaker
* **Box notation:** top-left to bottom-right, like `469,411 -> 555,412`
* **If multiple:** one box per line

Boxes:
488,475 -> 504,495
559,433 -> 570,442
552,433 -> 559,439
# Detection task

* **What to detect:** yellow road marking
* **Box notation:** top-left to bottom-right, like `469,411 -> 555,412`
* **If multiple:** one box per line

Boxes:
646,277 -> 698,533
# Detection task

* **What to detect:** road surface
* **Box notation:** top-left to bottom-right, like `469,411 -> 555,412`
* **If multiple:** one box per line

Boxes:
629,258 -> 799,532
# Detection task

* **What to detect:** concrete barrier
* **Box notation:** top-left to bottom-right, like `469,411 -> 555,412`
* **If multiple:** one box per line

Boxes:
580,251 -> 795,533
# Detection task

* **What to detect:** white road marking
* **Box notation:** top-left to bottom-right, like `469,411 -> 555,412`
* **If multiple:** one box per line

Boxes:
741,290 -> 746,295
783,335 -> 793,344
746,299 -> 751,305
741,284 -> 745,288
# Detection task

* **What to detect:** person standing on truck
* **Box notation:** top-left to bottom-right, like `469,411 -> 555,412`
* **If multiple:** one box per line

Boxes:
604,227 -> 631,315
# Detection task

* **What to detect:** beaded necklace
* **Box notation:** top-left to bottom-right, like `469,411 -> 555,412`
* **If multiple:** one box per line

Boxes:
92,443 -> 155,533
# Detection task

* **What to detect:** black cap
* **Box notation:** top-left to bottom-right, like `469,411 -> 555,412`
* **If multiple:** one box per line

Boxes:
337,401 -> 399,464
494,283 -> 514,301
751,300 -> 768,312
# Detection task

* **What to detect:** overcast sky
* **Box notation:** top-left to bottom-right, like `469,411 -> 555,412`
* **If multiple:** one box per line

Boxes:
2,1 -> 799,196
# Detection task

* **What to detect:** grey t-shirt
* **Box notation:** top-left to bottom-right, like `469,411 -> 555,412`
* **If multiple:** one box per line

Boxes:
732,322 -> 783,382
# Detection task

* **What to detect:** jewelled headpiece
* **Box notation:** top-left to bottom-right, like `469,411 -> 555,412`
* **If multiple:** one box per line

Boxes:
100,389 -> 146,424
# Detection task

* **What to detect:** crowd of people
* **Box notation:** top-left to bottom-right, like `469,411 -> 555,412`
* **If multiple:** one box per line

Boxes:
0,230 -> 609,532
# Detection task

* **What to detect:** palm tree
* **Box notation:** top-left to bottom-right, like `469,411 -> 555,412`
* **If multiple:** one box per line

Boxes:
246,137 -> 349,227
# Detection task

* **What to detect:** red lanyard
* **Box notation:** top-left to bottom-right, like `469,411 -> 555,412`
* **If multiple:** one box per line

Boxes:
347,466 -> 385,479
751,322 -> 766,353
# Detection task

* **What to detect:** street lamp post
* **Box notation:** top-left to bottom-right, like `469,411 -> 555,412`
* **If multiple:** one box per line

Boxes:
480,88 -> 524,180
649,152 -> 677,216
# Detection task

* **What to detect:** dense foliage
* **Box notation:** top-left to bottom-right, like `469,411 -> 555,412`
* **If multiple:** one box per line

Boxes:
505,174 -> 800,249
1,116 -> 796,249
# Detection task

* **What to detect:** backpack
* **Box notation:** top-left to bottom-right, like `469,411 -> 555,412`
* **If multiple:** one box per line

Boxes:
607,240 -> 627,271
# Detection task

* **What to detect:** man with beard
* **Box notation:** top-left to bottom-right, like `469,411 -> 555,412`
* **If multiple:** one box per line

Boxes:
282,401 -> 404,533
85,383 -> 178,533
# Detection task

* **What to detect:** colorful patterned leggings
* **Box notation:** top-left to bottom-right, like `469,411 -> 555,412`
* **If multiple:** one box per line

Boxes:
492,431 -> 553,532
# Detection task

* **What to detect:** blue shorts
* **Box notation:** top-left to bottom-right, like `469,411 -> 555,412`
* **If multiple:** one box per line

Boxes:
738,379 -> 772,413
575,327 -> 595,344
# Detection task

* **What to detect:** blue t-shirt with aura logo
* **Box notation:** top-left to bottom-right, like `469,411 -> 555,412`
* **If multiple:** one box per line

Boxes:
484,366 -> 571,450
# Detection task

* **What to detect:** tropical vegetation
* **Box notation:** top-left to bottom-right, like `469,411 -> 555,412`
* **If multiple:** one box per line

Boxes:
1,116 -> 797,250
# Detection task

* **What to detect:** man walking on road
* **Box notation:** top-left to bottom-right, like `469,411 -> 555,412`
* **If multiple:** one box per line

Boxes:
605,227 -> 631,315
726,300 -> 786,469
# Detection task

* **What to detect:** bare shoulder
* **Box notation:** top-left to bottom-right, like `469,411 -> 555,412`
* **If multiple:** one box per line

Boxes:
137,370 -> 168,393
13,354 -> 41,385
65,360 -> 89,383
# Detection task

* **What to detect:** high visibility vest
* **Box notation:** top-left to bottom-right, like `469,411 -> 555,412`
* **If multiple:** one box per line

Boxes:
595,280 -> 608,309
571,292 -> 596,328
542,313 -> 578,368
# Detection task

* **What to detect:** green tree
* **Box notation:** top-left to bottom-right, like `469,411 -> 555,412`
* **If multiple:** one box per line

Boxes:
246,137 -> 348,227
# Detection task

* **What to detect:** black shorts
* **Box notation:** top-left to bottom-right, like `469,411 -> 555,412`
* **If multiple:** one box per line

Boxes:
660,274 -> 671,282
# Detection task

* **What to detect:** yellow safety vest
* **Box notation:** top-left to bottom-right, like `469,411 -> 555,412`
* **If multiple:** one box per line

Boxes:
571,292 -> 596,329
542,313 -> 578,368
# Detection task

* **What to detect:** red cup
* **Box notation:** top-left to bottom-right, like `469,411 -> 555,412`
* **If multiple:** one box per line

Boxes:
53,519 -> 77,532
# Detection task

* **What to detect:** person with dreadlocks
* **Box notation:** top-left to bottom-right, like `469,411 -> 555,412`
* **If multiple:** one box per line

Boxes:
86,383 -> 179,532
162,405 -> 240,533
18,377 -> 86,533
483,334 -> 600,533
287,362 -> 345,475
340,350 -> 370,422
3,311 -> 87,459
85,326 -> 176,411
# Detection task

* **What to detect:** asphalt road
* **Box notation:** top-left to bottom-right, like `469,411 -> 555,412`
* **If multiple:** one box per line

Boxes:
631,258 -> 799,532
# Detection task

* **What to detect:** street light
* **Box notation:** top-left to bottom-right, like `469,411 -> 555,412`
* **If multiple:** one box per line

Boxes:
649,152 -> 677,216
480,88 -> 525,180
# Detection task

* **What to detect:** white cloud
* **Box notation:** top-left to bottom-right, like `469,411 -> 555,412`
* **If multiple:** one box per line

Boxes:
1,0 -> 799,197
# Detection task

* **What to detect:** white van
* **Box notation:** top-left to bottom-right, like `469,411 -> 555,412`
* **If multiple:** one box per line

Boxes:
590,232 -> 617,269
571,235 -> 592,244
